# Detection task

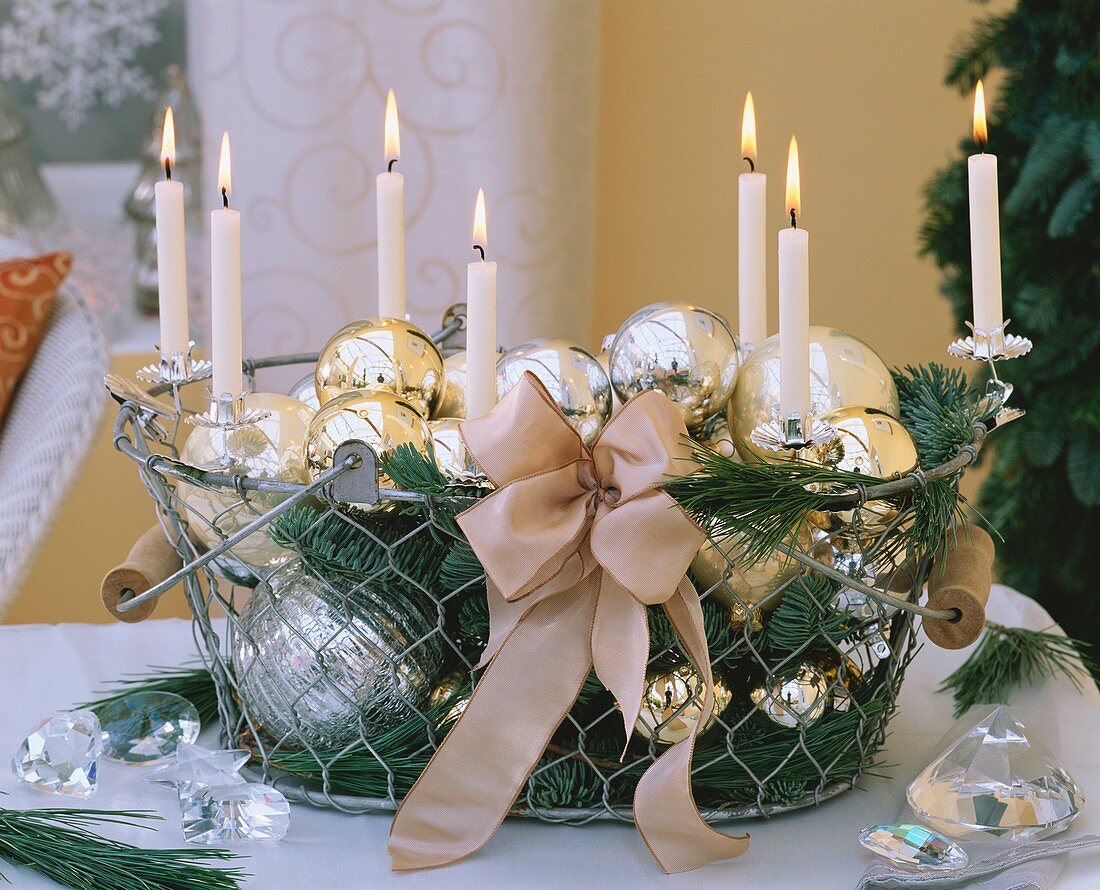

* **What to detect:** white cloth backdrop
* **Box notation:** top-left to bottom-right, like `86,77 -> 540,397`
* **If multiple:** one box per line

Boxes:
186,0 -> 600,388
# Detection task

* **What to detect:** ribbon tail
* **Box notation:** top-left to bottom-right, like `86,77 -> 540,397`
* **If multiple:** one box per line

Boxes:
389,574 -> 599,871
590,574 -> 649,750
633,577 -> 750,874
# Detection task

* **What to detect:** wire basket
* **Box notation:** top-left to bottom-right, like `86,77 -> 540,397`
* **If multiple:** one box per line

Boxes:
108,319 -> 980,825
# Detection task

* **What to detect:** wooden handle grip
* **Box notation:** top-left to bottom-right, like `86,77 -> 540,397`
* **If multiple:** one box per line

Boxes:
100,525 -> 182,623
922,525 -> 995,650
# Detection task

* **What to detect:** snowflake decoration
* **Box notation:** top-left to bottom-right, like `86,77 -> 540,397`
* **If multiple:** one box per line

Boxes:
0,0 -> 170,129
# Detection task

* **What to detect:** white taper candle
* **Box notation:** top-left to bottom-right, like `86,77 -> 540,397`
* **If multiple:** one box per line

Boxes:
466,188 -> 497,419
154,106 -> 189,357
211,132 -> 243,398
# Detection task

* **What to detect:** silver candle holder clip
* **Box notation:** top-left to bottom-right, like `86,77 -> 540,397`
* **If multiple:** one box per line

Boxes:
750,407 -> 838,453
948,319 -> 1032,429
187,391 -> 271,431
136,342 -> 213,386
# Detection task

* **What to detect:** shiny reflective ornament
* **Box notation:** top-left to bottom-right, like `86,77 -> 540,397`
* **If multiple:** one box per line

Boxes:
429,671 -> 472,726
609,303 -> 739,430
728,327 -> 899,462
830,588 -> 893,675
750,664 -> 829,729
729,601 -> 763,634
181,783 -> 290,844
907,706 -> 1084,841
822,655 -> 863,714
99,691 -> 200,764
286,373 -> 320,412
433,350 -> 469,419
806,407 -> 919,540
146,742 -> 249,796
496,338 -> 612,447
428,418 -> 477,480
691,524 -> 811,611
232,569 -> 441,748
315,317 -> 444,416
178,392 -> 312,572
12,710 -> 101,798
595,333 -> 621,414
305,388 -> 431,487
634,665 -> 732,746
859,824 -> 968,872
694,412 -> 741,459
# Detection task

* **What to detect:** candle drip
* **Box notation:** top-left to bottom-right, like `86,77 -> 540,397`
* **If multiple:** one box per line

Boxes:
472,244 -> 485,261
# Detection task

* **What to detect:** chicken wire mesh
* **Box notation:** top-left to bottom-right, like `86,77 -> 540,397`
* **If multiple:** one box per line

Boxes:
108,337 -> 943,825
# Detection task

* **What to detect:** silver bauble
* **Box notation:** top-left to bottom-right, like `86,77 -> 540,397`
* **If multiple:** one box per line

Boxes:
496,338 -> 612,447
634,664 -> 732,746
595,333 -> 622,415
832,588 -> 893,676
728,327 -> 899,463
750,663 -> 829,729
427,417 -> 477,479
609,303 -> 739,430
178,392 -> 312,573
232,569 -> 441,748
433,351 -> 469,420
691,523 -> 812,611
314,317 -> 444,417
286,373 -> 320,412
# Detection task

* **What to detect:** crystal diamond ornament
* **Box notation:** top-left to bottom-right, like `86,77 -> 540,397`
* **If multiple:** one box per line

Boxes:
907,706 -> 1084,841
145,741 -> 249,796
181,783 -> 291,844
859,823 -> 968,871
12,710 -> 102,798
99,691 -> 201,764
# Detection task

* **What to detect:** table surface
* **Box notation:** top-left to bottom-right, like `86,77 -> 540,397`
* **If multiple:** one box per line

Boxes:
2,585 -> 1099,889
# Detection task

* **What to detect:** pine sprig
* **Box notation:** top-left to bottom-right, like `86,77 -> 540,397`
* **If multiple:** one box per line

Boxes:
0,805 -> 245,890
77,664 -> 219,728
892,364 -> 980,468
939,623 -> 1096,718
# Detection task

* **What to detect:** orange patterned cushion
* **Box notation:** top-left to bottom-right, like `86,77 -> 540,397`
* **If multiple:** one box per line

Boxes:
0,252 -> 72,427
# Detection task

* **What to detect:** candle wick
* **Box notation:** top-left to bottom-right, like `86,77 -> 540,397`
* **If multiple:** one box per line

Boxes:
388,158 -> 397,173
164,158 -> 172,181
978,139 -> 986,154
789,209 -> 797,229
743,156 -> 755,174
473,244 -> 485,261
221,187 -> 229,210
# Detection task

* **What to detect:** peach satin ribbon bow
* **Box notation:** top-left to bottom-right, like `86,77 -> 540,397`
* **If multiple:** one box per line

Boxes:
388,372 -> 750,874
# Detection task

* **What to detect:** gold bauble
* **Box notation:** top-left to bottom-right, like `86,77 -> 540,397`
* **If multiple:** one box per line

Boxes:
727,326 -> 899,463
429,671 -> 473,726
178,392 -> 312,572
427,417 -> 476,479
807,406 -> 919,540
694,412 -> 741,460
433,351 -> 468,420
286,373 -> 320,412
822,655 -> 864,713
729,601 -> 764,634
749,663 -> 829,729
305,388 -> 431,487
634,664 -> 732,746
314,317 -> 444,416
691,523 -> 812,612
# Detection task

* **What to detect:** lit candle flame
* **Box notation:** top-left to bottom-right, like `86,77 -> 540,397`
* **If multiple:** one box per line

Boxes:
472,187 -> 487,252
741,91 -> 757,167
160,106 -> 175,174
973,79 -> 988,149
785,135 -> 800,223
385,88 -> 400,163
218,131 -> 232,203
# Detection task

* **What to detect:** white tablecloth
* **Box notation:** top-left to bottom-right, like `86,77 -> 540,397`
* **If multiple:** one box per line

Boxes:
2,585 -> 1099,889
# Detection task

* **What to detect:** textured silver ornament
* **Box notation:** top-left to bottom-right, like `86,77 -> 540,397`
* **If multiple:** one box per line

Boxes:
609,303 -> 739,430
232,570 -> 442,749
496,338 -> 612,447
315,317 -> 444,416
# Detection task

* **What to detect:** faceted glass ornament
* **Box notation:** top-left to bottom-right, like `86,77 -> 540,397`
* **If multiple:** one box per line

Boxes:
12,710 -> 102,798
181,783 -> 290,844
99,692 -> 201,764
907,706 -> 1084,841
146,742 -> 249,796
859,823 -> 968,872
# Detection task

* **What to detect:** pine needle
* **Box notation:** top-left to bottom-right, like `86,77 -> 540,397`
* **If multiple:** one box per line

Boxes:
77,664 -> 219,728
939,623 -> 1096,718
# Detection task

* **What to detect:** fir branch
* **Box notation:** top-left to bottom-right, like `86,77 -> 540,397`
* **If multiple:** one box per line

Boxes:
760,575 -> 847,657
892,364 -> 980,468
939,623 -> 1096,718
0,804 -> 244,890
76,664 -> 219,729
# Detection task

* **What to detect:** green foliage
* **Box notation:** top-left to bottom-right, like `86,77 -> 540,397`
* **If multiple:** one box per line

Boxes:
77,664 -> 219,729
921,0 -> 1100,660
0,804 -> 244,889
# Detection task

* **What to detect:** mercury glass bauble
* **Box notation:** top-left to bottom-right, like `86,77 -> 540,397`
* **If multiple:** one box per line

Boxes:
728,327 -> 899,463
433,350 -> 469,420
609,303 -> 739,430
750,663 -> 829,729
231,569 -> 441,748
306,388 -> 431,489
691,523 -> 812,611
427,417 -> 477,479
634,664 -> 732,746
314,317 -> 444,416
178,392 -> 312,573
286,373 -> 320,412
496,338 -> 612,447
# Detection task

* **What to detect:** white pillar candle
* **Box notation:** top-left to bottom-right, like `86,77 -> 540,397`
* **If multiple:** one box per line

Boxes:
211,132 -> 243,398
778,136 -> 810,419
377,89 -> 407,320
154,106 -> 189,357
738,92 -> 767,351
968,80 -> 1003,334
466,188 -> 498,419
